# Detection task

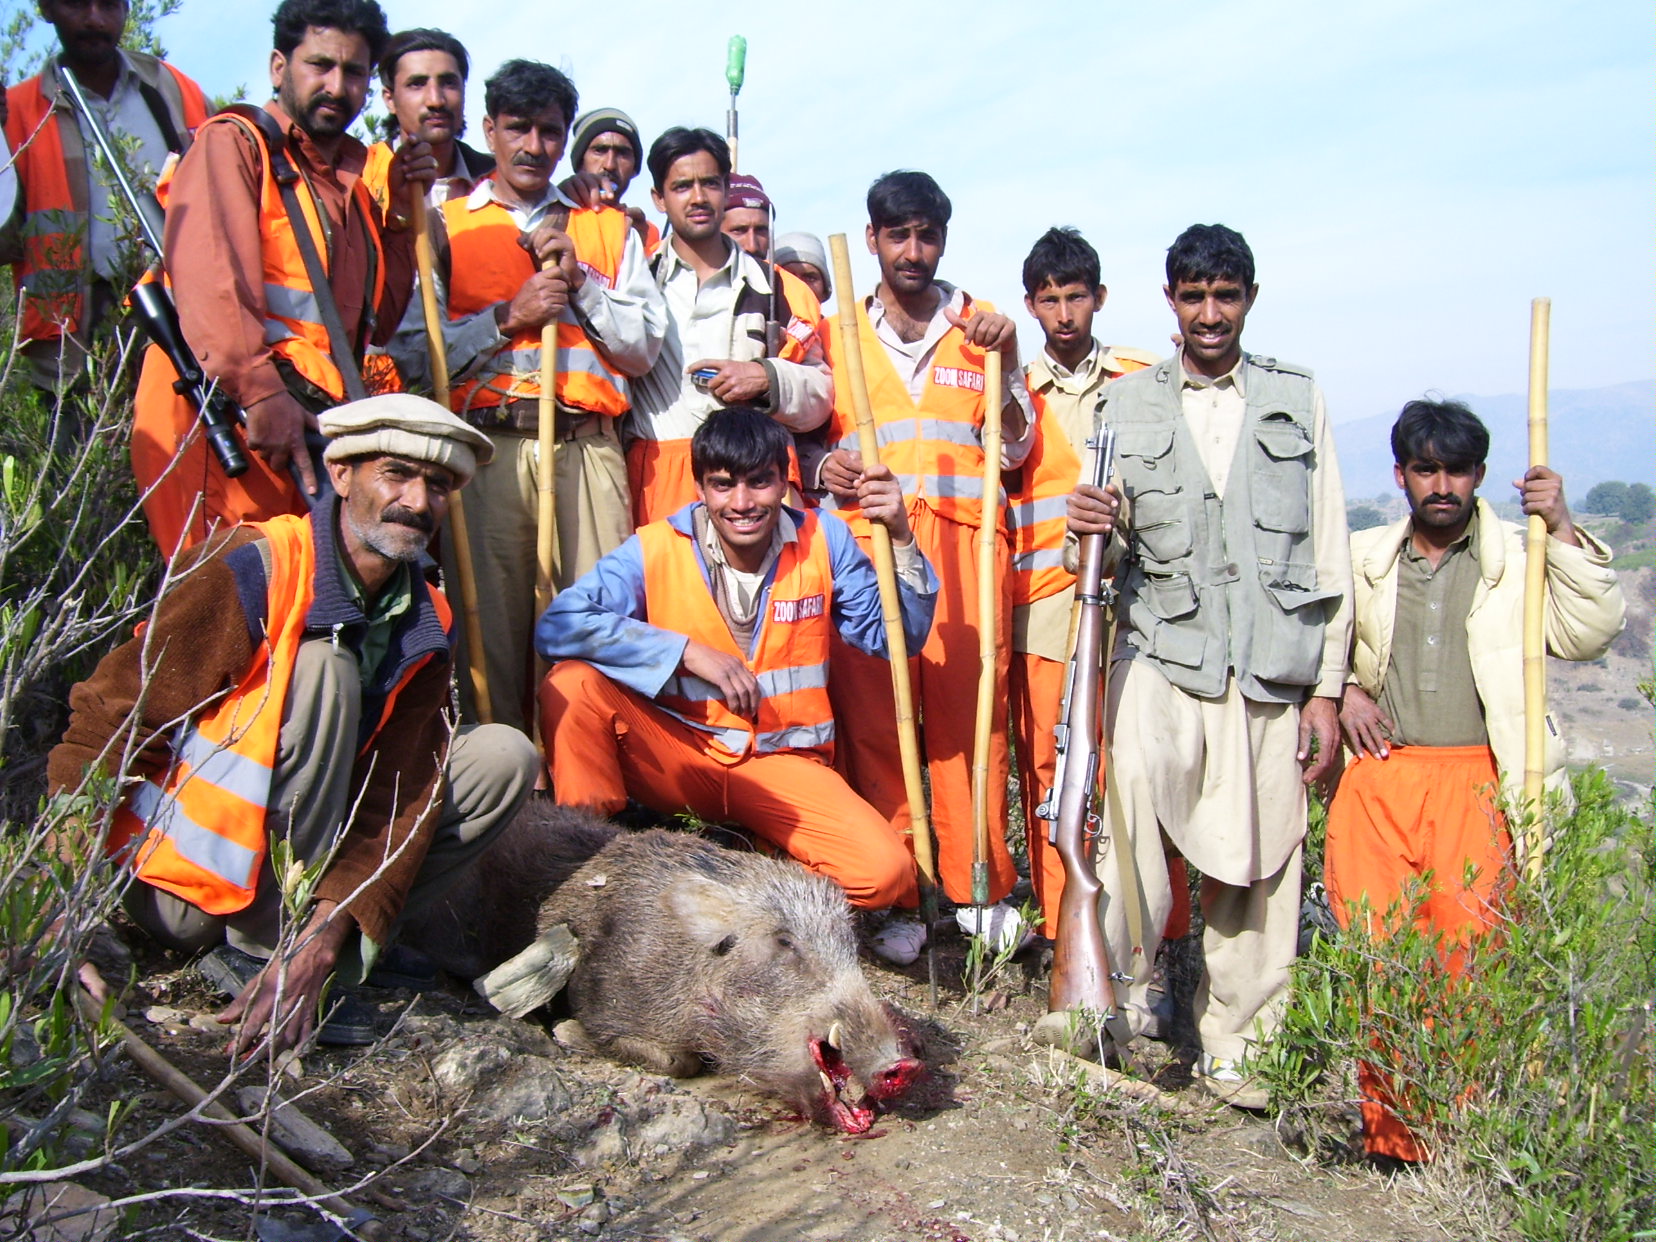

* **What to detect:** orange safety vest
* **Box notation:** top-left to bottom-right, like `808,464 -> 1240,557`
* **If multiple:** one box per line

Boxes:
103,514 -> 453,914
1006,394 -> 1085,607
819,296 -> 999,532
4,60 -> 207,343
443,193 -> 631,417
640,512 -> 836,764
153,109 -> 389,403
1007,351 -> 1156,606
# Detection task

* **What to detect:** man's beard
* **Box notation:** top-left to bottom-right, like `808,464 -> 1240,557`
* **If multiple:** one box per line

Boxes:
349,504 -> 432,563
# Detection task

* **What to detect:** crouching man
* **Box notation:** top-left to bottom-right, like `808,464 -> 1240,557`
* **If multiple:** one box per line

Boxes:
537,406 -> 936,914
49,394 -> 540,1055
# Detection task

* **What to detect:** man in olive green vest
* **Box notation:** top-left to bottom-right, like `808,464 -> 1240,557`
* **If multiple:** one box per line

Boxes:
1067,224 -> 1352,1108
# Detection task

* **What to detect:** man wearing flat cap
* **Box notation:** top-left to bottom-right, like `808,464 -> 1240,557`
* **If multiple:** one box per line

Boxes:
51,394 -> 539,1056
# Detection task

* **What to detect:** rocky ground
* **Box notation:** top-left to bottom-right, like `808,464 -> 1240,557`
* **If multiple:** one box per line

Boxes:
31,914 -> 1470,1242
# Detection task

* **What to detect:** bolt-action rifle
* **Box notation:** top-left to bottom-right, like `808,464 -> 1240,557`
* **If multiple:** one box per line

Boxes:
1036,422 -> 1124,1029
58,66 -> 247,478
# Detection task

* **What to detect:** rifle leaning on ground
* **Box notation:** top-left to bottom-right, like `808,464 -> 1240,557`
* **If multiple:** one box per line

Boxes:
57,67 -> 247,478
1036,422 -> 1124,1033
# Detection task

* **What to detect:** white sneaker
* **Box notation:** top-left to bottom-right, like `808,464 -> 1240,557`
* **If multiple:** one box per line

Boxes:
870,918 -> 928,966
1197,1053 -> 1270,1110
955,902 -> 1035,955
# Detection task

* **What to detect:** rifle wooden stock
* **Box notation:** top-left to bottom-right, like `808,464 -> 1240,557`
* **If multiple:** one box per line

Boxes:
1045,429 -> 1119,1018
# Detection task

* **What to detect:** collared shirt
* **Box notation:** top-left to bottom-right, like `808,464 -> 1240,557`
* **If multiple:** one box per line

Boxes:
1173,349 -> 1352,699
333,549 -> 413,685
391,176 -> 664,391
627,233 -> 832,442
1376,512 -> 1488,747
73,53 -> 173,280
865,279 -> 1034,469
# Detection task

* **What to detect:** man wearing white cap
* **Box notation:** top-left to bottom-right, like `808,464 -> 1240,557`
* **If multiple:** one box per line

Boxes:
774,231 -> 831,308
50,393 -> 540,1057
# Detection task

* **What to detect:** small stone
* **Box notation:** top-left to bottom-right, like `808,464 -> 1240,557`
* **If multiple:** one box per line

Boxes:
451,1148 -> 482,1175
236,1088 -> 353,1175
556,1185 -> 597,1209
18,1180 -> 118,1241
577,1200 -> 610,1235
142,1005 -> 188,1025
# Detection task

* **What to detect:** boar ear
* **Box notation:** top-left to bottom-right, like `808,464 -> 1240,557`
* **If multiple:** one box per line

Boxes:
665,876 -> 740,950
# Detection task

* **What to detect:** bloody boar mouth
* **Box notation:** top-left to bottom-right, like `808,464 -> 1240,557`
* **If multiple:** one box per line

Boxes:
810,1037 -> 876,1133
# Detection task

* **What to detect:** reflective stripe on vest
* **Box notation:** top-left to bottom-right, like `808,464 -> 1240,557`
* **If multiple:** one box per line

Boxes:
444,196 -> 631,417
1005,398 -> 1082,606
4,61 -> 207,342
155,109 -> 387,403
820,297 -> 996,530
639,512 -> 836,765
102,513 -> 453,914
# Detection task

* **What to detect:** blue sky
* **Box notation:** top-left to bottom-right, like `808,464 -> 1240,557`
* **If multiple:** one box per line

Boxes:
39,0 -> 1656,424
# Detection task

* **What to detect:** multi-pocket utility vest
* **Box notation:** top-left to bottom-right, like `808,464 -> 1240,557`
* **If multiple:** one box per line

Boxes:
1105,355 -> 1340,704
443,196 -> 631,418
641,512 -> 836,764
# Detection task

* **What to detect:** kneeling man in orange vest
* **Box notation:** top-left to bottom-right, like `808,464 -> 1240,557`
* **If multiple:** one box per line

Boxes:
537,406 -> 936,913
50,394 -> 540,1056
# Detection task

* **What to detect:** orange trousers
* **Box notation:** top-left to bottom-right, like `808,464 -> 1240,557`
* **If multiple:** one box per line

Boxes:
829,506 -> 1014,906
1011,651 -> 1191,941
540,660 -> 917,910
1325,743 -> 1509,1161
131,345 -> 309,554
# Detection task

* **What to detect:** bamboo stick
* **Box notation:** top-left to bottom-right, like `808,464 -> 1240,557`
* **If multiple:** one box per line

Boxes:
1521,296 -> 1551,879
826,234 -> 939,1003
970,348 -> 1003,909
411,192 -> 492,723
534,264 -> 559,622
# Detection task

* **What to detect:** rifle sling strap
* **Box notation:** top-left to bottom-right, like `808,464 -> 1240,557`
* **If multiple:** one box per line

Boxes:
226,105 -> 369,402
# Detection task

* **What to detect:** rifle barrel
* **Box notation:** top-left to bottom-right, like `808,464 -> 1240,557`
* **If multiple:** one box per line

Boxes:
58,67 -> 166,259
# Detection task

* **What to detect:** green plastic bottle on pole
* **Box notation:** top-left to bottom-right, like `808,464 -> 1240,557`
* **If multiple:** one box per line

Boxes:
726,34 -> 747,171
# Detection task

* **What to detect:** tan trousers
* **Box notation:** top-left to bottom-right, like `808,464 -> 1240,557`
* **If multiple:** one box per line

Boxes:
124,639 -> 539,973
443,421 -> 633,732
1102,659 -> 1307,1060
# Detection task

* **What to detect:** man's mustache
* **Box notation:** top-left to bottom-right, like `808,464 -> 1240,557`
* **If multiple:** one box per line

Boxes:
382,505 -> 435,534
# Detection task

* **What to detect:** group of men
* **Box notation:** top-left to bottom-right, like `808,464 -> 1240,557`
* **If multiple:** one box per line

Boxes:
23,0 -> 1627,1156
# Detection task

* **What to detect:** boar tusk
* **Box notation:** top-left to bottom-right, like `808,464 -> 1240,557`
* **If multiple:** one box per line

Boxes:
586,874 -> 607,887
827,1022 -> 843,1051
819,1071 -> 836,1094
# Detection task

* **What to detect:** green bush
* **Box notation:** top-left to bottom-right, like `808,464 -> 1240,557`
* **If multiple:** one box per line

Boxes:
1262,771 -> 1655,1240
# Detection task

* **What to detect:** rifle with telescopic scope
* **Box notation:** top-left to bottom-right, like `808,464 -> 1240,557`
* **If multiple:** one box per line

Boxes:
58,66 -> 247,478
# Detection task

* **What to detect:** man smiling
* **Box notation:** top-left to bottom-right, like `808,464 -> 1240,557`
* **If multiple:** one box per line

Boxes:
1067,223 -> 1353,1100
536,407 -> 935,913
395,58 -> 665,732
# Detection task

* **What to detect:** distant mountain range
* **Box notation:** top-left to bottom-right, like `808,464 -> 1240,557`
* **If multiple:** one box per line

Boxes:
1333,379 -> 1653,505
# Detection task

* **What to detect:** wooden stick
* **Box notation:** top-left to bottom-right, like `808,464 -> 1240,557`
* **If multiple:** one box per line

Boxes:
412,192 -> 493,723
534,262 -> 559,622
826,234 -> 939,1003
74,989 -> 382,1238
970,348 -> 1002,909
1521,296 -> 1551,879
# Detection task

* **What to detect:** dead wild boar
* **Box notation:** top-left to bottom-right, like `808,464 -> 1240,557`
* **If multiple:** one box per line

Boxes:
403,801 -> 924,1133
542,826 -> 925,1134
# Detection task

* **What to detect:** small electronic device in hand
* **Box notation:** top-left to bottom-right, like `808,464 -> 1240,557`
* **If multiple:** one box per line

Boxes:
691,367 -> 720,391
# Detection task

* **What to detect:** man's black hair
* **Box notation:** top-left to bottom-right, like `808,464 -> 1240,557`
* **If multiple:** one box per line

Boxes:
1021,226 -> 1101,296
1390,398 -> 1490,469
378,27 -> 468,91
1165,223 -> 1255,290
866,170 -> 951,233
691,407 -> 791,480
483,59 -> 577,127
646,127 -> 730,192
271,0 -> 390,61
